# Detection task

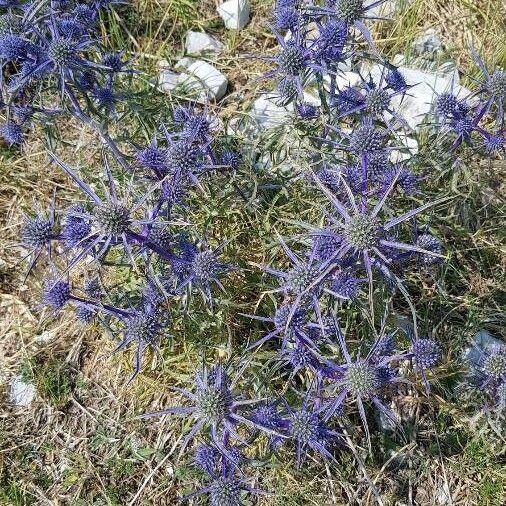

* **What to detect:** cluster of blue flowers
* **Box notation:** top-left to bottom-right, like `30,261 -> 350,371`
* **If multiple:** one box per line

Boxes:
21,103 -> 239,382
13,0 -> 505,503
0,0 -> 132,164
139,1 -> 503,501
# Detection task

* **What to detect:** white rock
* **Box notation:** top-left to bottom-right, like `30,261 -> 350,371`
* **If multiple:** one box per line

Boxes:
157,59 -> 171,70
250,93 -> 293,128
158,70 -> 179,92
368,0 -> 397,17
412,28 -> 443,59
390,135 -> 419,163
35,330 -> 56,343
185,31 -> 225,55
369,64 -> 472,130
217,0 -> 250,30
174,57 -> 196,70
178,61 -> 228,102
462,330 -> 505,367
10,377 -> 36,407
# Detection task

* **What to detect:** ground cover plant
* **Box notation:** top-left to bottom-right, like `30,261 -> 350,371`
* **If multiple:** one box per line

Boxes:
0,0 -> 505,505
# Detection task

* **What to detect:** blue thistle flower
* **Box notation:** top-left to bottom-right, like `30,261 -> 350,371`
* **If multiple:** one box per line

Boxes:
325,318 -> 401,448
349,124 -> 386,154
0,120 -> 23,145
315,19 -> 348,62
43,279 -> 71,311
435,92 -> 459,118
411,339 -> 441,370
141,364 -> 282,451
311,230 -> 342,262
194,444 -> 220,474
221,151 -> 241,170
296,101 -> 319,119
94,84 -> 117,110
101,51 -> 126,73
385,67 -> 407,92
136,140 -> 168,172
0,33 -> 26,60
286,393 -> 340,467
329,269 -> 362,300
61,205 -> 92,247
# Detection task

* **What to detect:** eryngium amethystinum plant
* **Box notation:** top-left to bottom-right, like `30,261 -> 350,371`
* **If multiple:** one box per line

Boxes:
13,0 -> 504,504
20,105 -> 237,382
0,0 -> 132,166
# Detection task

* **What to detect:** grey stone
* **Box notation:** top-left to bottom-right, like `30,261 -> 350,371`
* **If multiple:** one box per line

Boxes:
217,0 -> 250,30
250,93 -> 293,129
412,29 -> 443,59
10,377 -> 36,406
174,57 -> 197,70
178,60 -> 228,102
462,330 -> 505,367
158,70 -> 179,92
369,64 -> 472,130
185,31 -> 225,55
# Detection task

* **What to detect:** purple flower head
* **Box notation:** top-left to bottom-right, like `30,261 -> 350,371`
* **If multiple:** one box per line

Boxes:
0,120 -> 23,145
21,213 -> 53,249
325,318 -> 401,448
148,223 -> 173,251
62,205 -> 92,247
311,230 -> 342,262
349,124 -> 386,154
93,201 -> 131,236
329,269 -> 362,300
76,305 -> 96,323
274,0 -> 299,30
385,67 -> 407,91
221,150 -> 242,170
0,33 -> 26,60
435,92 -> 459,118
277,41 -> 307,76
315,165 -> 341,193
483,132 -> 505,154
380,166 -> 418,195
58,18 -> 85,39
94,84 -> 117,110
42,279 -> 71,311
166,140 -> 200,176
296,101 -> 319,119
315,19 -> 348,62
194,444 -> 220,474
178,110 -> 212,144
47,37 -> 79,68
482,348 -> 506,382
141,364 -> 281,452
487,69 -> 506,101
174,240 -> 232,303
411,339 -> 441,370
101,51 -> 126,73
367,150 -> 390,179
287,394 -> 340,467
136,141 -> 168,172
335,0 -> 366,23
114,307 -> 167,383
161,174 -> 188,207
365,87 -> 391,116
415,234 -> 443,265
